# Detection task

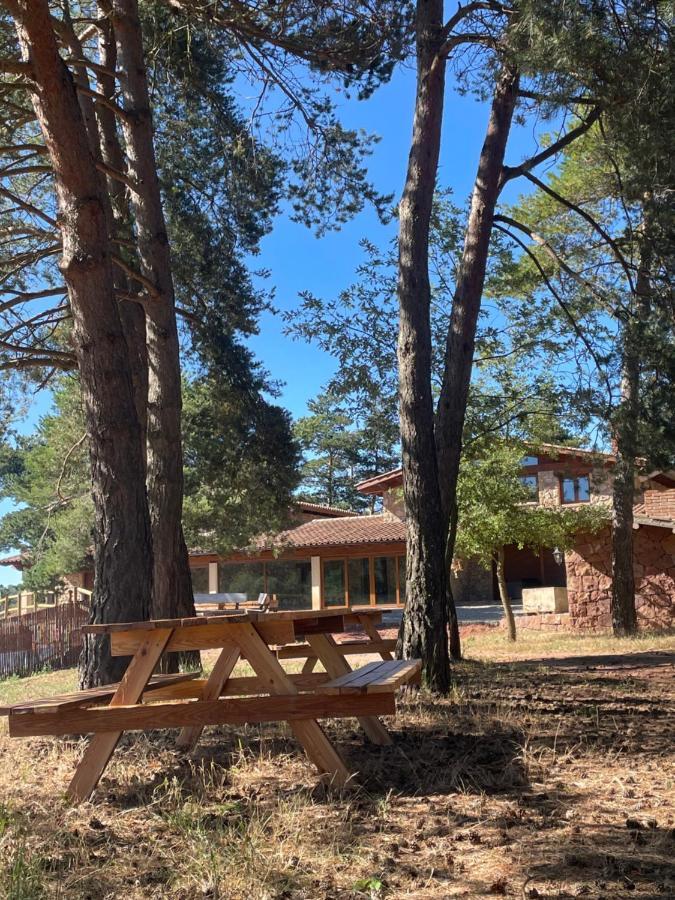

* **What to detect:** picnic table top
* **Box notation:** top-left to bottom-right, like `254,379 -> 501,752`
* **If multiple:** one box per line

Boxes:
82,605 -> 383,635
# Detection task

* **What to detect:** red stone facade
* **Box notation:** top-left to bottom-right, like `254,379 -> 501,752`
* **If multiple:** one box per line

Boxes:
566,525 -> 675,632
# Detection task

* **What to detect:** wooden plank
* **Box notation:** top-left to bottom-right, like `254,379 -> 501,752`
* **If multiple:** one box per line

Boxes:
225,621 -> 352,788
276,639 -> 396,661
176,643 -> 240,749
146,671 -> 330,702
320,661 -> 390,692
307,634 -> 392,747
66,628 -> 173,802
9,692 -> 396,737
2,672 -> 200,716
82,612 -> 254,634
319,660 -> 421,695
364,660 -> 421,693
292,615 -> 346,637
357,614 -> 393,660
110,619 -> 293,656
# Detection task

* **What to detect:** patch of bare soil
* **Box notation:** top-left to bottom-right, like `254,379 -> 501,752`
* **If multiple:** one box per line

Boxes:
0,651 -> 673,899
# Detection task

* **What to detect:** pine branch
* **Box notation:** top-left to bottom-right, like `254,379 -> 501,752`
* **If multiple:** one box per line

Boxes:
500,107 -> 601,187
0,186 -> 58,227
493,218 -> 614,407
518,169 -> 635,290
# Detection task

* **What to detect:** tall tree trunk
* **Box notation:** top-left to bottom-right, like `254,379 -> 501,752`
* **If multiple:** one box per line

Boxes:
110,0 -> 195,630
12,0 -> 152,687
396,0 -> 449,693
611,231 -> 651,635
495,548 -> 516,642
96,11 -> 149,443
435,63 -> 520,659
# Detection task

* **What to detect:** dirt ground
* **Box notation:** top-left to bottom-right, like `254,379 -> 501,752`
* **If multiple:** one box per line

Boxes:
0,630 -> 673,899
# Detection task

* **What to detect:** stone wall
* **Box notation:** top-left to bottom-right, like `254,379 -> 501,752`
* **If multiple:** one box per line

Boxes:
511,612 -> 570,632
566,525 -> 675,631
382,487 -> 405,520
451,557 -> 494,605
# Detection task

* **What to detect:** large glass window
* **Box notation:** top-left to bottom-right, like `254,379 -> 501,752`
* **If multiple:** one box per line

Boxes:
323,560 -> 346,606
218,562 -> 264,599
348,558 -> 370,605
190,565 -> 209,594
560,475 -> 590,504
266,559 -> 311,610
374,556 -> 397,605
520,455 -> 538,467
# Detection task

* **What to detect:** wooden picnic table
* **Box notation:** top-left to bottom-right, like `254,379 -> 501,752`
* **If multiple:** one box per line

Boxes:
2,607 -> 419,802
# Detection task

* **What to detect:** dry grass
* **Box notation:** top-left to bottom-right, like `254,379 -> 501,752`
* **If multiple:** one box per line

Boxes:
0,632 -> 673,899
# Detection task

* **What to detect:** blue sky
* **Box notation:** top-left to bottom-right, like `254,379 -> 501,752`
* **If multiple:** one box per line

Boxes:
1,63 -> 544,586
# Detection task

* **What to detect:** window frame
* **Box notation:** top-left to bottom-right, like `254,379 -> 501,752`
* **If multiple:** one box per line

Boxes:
320,553 -> 406,607
559,474 -> 591,504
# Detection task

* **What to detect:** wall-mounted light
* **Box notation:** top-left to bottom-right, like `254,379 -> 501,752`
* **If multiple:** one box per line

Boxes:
553,547 -> 564,566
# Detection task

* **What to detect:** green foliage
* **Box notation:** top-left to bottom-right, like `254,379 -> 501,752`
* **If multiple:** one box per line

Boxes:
455,441 -> 608,568
0,376 -> 300,585
181,376 -> 300,555
293,391 -> 390,511
286,190 -> 587,466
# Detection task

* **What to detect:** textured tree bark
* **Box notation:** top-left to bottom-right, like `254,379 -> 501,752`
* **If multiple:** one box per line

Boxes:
435,63 -> 519,659
110,0 -> 195,635
12,0 -> 152,687
395,0 -> 449,693
95,9 -> 149,443
495,548 -> 516,642
611,235 -> 651,636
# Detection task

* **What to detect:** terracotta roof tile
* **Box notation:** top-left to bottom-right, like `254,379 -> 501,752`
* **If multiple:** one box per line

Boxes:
294,501 -> 359,517
260,514 -> 406,551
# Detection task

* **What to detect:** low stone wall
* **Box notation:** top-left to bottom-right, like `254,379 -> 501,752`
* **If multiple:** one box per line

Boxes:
566,525 -> 675,632
513,612 -> 571,632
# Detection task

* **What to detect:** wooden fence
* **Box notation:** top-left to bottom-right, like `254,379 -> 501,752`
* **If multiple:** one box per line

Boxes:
0,597 -> 91,679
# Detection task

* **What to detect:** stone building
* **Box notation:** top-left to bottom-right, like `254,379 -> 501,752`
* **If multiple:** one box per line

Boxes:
3,445 -> 674,630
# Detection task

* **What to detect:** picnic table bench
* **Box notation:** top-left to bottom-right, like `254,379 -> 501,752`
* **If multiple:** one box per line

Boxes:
1,607 -> 420,802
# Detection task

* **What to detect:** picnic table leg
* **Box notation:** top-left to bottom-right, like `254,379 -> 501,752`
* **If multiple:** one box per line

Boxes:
357,614 -> 393,660
306,633 -> 393,746
228,622 -> 351,788
301,656 -> 317,674
67,628 -> 173,803
176,643 -> 240,750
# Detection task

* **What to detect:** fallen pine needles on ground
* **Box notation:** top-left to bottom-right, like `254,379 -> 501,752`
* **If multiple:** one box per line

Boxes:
0,632 -> 673,899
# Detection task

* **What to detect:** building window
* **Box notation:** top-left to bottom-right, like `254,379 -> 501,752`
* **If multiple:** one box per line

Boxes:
266,559 -> 311,610
322,555 -> 406,606
190,565 -> 209,594
347,558 -> 370,605
374,556 -> 397,605
519,474 -> 538,500
218,562 -> 264,598
520,455 -> 538,467
560,475 -> 591,503
323,559 -> 346,606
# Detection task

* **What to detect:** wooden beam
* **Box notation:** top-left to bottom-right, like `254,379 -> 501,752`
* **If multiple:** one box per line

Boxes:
176,643 -> 240,749
10,692 -> 396,737
357,614 -> 393,660
66,628 -> 173,802
110,619 -> 293,656
276,639 -> 396,661
224,621 -> 352,787
307,634 -> 392,746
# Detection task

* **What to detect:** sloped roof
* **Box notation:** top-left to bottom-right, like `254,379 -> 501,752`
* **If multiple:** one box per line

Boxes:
294,500 -> 359,518
259,513 -> 406,551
